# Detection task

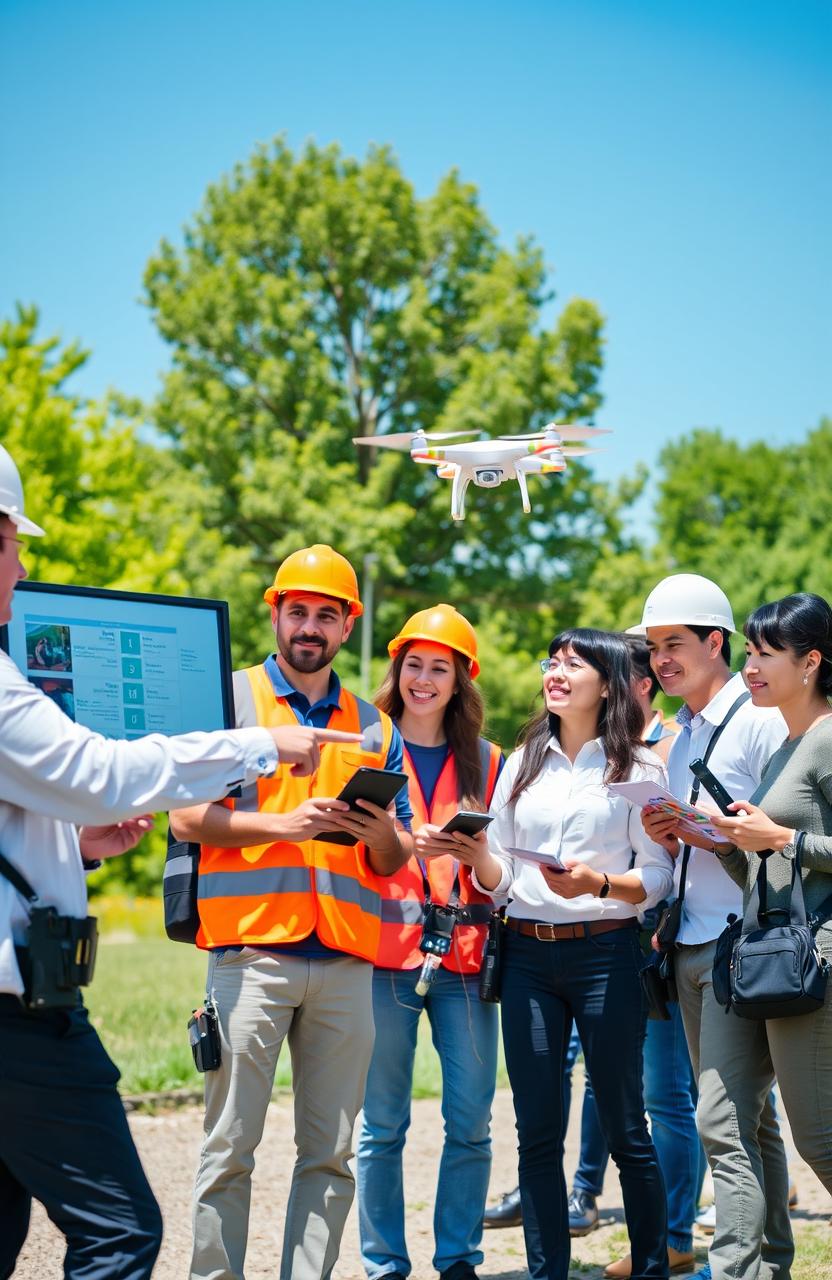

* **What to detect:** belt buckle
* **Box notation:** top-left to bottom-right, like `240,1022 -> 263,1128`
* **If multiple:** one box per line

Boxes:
534,922 -> 555,941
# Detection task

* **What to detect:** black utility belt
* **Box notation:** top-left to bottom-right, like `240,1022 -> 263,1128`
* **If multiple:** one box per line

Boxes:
15,908 -> 98,1010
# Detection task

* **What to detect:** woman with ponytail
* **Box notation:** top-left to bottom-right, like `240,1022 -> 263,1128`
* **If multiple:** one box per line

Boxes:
458,628 -> 675,1280
356,605 -> 503,1280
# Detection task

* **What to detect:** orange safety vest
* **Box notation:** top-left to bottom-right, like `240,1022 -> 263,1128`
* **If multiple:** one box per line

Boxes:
196,664 -> 395,962
376,738 -> 502,974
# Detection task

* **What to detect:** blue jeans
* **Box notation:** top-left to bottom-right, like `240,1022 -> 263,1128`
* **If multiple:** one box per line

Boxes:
357,966 -> 498,1277
501,926 -> 668,1280
570,1004 -> 705,1251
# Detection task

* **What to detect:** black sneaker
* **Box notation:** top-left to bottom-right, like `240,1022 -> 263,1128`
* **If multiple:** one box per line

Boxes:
439,1264 -> 478,1280
482,1185 -> 522,1229
567,1188 -> 598,1236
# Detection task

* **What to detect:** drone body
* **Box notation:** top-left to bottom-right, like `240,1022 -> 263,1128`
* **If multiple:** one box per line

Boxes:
353,423 -> 609,520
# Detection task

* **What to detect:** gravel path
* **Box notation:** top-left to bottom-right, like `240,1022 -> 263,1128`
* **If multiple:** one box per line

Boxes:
15,1084 -> 831,1278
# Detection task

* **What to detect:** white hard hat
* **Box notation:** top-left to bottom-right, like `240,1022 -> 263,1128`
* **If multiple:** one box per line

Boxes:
630,573 -> 735,635
0,444 -> 45,537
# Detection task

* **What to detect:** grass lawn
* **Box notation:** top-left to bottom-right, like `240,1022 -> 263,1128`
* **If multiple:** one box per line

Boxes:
86,932 -> 509,1097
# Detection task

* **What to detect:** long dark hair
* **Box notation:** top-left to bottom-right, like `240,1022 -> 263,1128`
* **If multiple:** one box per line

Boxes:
376,645 -> 487,808
744,593 -> 832,698
508,627 -> 643,804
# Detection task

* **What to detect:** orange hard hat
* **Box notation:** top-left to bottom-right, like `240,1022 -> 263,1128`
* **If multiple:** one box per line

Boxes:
264,545 -> 363,617
388,603 -> 480,677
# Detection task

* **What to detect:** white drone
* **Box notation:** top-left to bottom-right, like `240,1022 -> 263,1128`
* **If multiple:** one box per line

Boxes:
353,422 -> 610,521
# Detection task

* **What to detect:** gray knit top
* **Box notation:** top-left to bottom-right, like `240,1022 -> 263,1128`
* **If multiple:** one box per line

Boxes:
717,714 -> 832,946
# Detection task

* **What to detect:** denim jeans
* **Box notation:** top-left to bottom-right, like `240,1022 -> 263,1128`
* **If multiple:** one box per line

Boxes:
568,1003 -> 704,1252
501,925 -> 668,1280
356,966 -> 498,1277
564,1023 -> 609,1199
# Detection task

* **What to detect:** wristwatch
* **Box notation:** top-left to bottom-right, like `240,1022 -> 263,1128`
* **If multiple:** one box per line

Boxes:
598,872 -> 611,898
780,833 -> 801,861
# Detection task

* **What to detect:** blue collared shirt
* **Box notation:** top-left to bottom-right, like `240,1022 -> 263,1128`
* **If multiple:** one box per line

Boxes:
263,657 -> 411,826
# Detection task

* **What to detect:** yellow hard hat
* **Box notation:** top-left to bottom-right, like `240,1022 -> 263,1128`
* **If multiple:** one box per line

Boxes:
388,604 -> 480,678
264,545 -> 363,617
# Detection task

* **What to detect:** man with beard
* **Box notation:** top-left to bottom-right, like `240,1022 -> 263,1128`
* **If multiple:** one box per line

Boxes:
171,545 -> 413,1280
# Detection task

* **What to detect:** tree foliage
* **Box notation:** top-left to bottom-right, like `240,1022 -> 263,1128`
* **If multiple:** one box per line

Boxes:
578,421 -> 832,641
0,305 -> 190,596
0,306 -> 184,894
143,137 -> 627,667
4,139 -> 829,899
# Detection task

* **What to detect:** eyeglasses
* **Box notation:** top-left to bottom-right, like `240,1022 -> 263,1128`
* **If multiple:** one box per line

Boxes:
0,534 -> 24,548
539,657 -> 574,675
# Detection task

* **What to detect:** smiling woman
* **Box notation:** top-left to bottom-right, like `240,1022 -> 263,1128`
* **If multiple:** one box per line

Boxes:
707,593 -> 832,1201
356,604 -> 503,1280
459,628 -> 675,1280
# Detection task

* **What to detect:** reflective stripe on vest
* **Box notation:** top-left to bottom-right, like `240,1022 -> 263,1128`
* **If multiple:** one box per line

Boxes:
375,736 -> 501,973
196,664 -> 393,961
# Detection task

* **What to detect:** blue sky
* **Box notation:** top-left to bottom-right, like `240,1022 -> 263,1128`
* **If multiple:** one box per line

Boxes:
1,0 -> 830,512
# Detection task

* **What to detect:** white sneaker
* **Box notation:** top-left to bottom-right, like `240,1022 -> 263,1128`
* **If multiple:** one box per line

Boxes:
695,1203 -> 715,1233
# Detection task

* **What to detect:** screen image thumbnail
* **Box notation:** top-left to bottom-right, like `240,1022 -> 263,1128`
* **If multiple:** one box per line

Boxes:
26,622 -> 73,673
29,675 -> 76,721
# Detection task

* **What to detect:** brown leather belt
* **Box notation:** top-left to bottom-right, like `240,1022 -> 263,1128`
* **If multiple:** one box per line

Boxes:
506,917 -> 638,942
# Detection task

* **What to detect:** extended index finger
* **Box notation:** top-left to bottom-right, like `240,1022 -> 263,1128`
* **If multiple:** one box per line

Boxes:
311,729 -> 364,743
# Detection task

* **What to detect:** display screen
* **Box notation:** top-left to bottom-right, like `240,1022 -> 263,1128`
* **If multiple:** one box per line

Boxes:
0,581 -> 233,737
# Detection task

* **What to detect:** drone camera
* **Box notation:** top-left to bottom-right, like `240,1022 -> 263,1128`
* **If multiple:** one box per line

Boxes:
474,468 -> 503,488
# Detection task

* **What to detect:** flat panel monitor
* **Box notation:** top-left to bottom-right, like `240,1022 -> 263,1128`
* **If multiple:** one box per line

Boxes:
0,581 -> 234,736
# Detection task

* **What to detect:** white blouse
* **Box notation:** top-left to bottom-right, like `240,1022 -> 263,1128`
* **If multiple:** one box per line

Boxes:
475,736 -> 675,923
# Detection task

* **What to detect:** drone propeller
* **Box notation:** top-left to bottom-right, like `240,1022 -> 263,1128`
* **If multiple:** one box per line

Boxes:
500,424 -> 611,442
353,430 -> 480,452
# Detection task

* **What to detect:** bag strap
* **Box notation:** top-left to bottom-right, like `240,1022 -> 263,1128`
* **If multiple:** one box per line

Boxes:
0,850 -> 38,904
747,830 -> 811,932
676,690 -> 751,907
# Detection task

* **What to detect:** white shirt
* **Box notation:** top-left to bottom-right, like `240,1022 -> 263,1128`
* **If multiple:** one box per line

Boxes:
475,736 -> 674,922
667,672 -> 786,945
0,650 -> 279,996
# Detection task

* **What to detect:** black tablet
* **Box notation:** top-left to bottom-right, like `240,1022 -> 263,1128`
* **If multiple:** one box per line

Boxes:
316,767 -> 409,845
440,811 -> 494,837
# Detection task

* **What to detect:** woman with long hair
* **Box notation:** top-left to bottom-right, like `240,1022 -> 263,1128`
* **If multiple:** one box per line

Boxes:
698,593 -> 832,1195
356,605 -> 503,1280
458,628 -> 675,1280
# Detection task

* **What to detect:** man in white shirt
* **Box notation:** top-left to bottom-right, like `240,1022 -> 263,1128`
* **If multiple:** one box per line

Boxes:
0,444 -> 358,1280
636,574 -> 792,1280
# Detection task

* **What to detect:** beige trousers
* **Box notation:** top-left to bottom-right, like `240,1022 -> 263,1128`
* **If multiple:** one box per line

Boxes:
675,939 -> 793,1280
190,947 -> 375,1280
765,927 -> 832,1193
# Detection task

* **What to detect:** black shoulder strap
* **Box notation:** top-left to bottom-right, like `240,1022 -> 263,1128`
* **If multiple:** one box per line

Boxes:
676,690 -> 751,907
0,851 -> 37,903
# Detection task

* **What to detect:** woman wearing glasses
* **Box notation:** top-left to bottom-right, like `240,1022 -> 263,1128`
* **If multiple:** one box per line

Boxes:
457,628 -> 675,1280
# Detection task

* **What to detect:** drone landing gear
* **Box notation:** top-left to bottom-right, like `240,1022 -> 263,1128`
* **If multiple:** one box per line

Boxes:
450,468 -> 471,521
515,469 -> 532,515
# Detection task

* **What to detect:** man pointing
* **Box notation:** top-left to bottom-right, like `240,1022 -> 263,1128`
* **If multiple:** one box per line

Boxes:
0,444 -> 357,1280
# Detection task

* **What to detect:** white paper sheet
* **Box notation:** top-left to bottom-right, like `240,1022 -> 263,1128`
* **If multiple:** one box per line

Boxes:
506,846 -> 569,871
605,781 -> 731,844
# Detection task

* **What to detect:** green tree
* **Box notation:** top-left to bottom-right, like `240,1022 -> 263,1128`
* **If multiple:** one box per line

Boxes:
0,305 -> 191,595
578,420 -> 832,641
0,305 -> 192,895
144,138 -> 630,680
